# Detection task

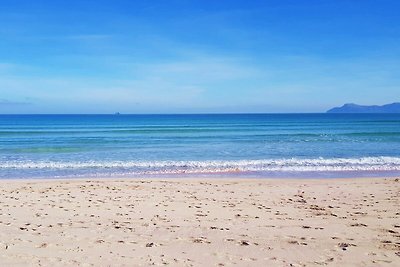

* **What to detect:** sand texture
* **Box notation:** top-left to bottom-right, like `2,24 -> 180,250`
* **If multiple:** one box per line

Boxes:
0,177 -> 399,266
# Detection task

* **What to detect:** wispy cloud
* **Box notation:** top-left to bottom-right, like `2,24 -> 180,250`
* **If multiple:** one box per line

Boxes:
137,55 -> 263,81
1,49 -> 399,113
0,63 -> 18,72
0,98 -> 32,106
65,34 -> 113,41
1,23 -> 399,113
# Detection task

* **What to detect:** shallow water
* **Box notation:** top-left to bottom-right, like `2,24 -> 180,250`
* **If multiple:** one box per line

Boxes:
1,114 -> 400,178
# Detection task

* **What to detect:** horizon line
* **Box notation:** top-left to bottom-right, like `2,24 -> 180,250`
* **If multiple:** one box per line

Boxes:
2,112 -> 398,116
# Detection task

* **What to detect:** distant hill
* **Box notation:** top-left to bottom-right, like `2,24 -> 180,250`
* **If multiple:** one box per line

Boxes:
327,103 -> 400,113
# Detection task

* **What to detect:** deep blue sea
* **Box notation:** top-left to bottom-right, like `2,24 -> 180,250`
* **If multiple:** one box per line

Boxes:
1,114 -> 400,179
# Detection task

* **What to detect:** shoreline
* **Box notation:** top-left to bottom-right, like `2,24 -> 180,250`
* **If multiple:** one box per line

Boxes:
0,175 -> 398,182
3,156 -> 400,180
2,169 -> 400,182
0,177 -> 399,266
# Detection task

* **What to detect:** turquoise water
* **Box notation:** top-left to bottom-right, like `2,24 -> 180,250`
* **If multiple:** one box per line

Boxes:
1,114 -> 400,179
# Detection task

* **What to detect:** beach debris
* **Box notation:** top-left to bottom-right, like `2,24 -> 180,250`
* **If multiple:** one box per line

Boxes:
39,243 -> 47,248
240,240 -> 250,246
350,223 -> 368,227
146,242 -> 154,247
338,243 -> 356,250
193,237 -> 211,244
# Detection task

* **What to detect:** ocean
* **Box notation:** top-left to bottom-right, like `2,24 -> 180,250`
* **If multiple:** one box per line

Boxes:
1,114 -> 400,179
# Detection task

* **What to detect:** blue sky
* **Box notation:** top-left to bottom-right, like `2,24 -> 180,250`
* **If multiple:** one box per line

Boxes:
0,0 -> 399,113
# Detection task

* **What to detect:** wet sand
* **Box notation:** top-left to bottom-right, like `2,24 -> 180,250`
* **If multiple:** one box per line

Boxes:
0,177 -> 399,266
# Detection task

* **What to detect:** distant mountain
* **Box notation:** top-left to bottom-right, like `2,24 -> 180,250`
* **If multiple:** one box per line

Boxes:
327,103 -> 400,113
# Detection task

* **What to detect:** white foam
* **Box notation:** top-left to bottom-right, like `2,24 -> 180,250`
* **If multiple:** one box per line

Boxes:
1,157 -> 400,173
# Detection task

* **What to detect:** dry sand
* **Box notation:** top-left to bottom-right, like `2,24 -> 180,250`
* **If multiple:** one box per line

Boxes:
0,177 -> 399,266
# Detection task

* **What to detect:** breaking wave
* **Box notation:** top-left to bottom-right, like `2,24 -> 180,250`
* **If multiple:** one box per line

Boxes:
2,157 -> 400,175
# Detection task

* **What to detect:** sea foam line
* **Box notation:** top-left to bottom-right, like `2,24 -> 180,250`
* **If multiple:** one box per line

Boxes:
1,157 -> 400,172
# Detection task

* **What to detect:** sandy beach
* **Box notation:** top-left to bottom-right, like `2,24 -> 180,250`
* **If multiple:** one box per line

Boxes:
0,177 -> 399,266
